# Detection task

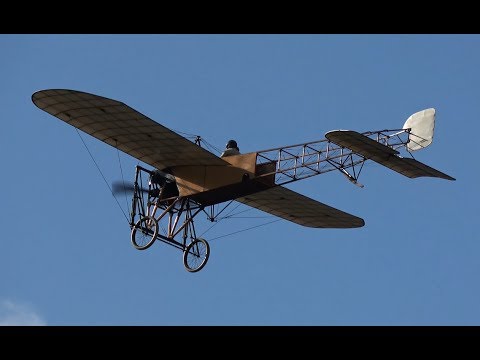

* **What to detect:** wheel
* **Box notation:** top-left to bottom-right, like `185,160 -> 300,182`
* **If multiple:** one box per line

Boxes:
131,216 -> 158,250
183,238 -> 210,272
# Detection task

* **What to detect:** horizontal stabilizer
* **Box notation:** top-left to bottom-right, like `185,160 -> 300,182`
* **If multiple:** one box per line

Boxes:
389,157 -> 455,180
325,130 -> 455,181
326,130 -> 399,160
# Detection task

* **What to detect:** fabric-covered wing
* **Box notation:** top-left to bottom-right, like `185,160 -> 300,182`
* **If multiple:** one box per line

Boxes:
32,89 -> 228,170
236,186 -> 364,228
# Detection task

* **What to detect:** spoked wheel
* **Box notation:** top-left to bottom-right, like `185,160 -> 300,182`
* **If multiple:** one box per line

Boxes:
183,238 -> 210,272
131,216 -> 158,250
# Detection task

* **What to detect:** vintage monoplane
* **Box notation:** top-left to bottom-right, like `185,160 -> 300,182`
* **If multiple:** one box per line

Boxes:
32,89 -> 455,272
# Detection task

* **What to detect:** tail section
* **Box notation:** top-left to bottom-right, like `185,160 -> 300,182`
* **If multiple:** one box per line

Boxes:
325,107 -> 455,181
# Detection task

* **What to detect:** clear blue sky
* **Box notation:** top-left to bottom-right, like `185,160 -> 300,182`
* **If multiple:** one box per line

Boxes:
1,34 -> 476,326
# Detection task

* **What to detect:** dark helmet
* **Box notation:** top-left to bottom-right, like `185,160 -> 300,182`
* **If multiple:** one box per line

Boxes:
226,139 -> 238,149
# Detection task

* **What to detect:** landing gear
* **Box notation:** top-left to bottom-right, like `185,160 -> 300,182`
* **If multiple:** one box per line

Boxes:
129,166 -> 212,272
131,216 -> 158,250
183,238 -> 210,272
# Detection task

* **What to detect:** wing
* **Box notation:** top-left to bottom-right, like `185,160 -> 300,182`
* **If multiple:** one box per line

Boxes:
325,130 -> 455,181
32,89 -> 228,170
236,186 -> 364,228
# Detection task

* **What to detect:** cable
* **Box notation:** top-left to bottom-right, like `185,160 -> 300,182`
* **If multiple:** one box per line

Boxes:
75,129 -> 130,224
200,138 -> 223,155
170,128 -> 224,155
220,206 -> 255,219
209,219 -> 282,241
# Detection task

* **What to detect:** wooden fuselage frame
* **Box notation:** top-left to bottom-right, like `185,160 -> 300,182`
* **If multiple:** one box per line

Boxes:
170,152 -> 276,206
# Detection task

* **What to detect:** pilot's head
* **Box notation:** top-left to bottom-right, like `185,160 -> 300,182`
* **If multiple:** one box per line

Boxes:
226,139 -> 239,150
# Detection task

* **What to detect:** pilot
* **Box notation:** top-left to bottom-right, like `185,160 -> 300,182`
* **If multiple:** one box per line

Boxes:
221,139 -> 240,157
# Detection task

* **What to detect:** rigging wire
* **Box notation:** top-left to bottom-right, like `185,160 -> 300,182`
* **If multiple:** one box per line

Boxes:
75,129 -> 130,223
198,201 -> 238,237
214,200 -> 240,220
219,216 -> 273,219
200,138 -> 223,155
170,128 -> 223,155
202,200 -> 232,221
208,219 -> 282,241
198,202 -> 273,239
198,220 -> 220,239
116,141 -> 131,216
170,129 -> 198,139
219,206 -> 255,219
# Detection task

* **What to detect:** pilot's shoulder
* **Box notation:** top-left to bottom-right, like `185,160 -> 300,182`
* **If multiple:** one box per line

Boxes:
221,148 -> 240,157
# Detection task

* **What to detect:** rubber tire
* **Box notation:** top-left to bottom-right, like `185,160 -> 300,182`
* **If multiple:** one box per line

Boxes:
183,238 -> 210,273
131,216 -> 158,250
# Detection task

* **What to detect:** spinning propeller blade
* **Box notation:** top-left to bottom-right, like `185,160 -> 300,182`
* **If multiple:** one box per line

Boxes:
111,181 -> 149,195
